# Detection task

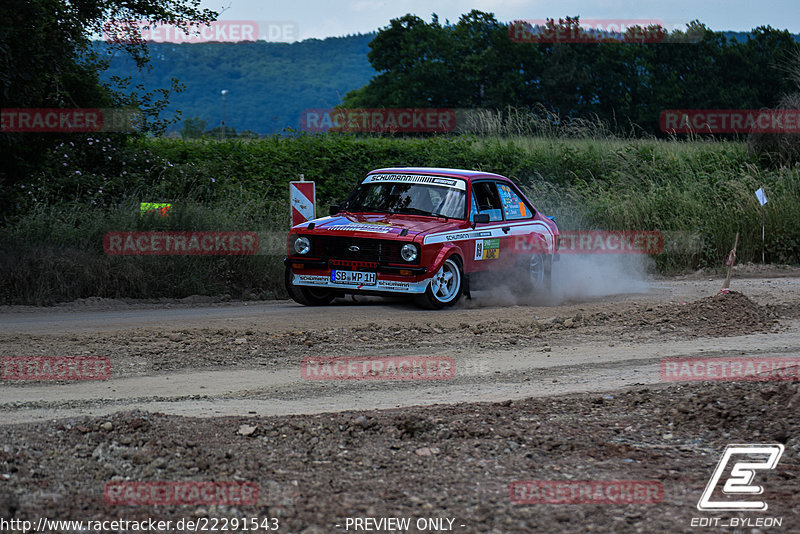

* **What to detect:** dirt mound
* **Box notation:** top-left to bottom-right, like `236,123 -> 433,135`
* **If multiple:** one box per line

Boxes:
573,291 -> 779,338
665,291 -> 779,337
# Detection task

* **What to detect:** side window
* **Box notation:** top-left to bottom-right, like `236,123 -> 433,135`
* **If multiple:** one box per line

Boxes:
470,182 -> 504,222
497,182 -> 533,220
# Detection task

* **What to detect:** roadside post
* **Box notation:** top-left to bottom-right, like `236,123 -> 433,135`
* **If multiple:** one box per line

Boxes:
719,232 -> 739,294
755,187 -> 768,264
290,174 -> 315,228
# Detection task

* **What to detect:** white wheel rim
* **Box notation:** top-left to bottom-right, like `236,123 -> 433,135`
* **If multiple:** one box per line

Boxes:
430,260 -> 460,302
529,254 -> 545,287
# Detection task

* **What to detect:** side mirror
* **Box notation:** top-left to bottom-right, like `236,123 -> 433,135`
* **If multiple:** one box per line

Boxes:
329,204 -> 340,216
471,213 -> 490,228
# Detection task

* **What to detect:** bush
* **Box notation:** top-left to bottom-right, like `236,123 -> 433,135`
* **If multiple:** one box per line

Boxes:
748,93 -> 800,168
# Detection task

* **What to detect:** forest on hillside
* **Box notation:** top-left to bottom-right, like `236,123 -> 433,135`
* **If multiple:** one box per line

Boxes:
94,34 -> 377,135
93,15 -> 800,137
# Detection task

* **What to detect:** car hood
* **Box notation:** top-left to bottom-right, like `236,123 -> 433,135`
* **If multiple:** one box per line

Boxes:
295,213 -> 460,239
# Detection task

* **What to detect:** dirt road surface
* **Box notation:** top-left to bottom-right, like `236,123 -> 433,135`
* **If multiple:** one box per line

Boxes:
1,268 -> 799,532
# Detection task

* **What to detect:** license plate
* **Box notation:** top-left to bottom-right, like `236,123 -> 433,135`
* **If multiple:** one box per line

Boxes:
330,270 -> 377,286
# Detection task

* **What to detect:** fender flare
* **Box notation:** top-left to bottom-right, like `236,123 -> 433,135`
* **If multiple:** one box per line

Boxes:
512,232 -> 555,256
428,244 -> 464,275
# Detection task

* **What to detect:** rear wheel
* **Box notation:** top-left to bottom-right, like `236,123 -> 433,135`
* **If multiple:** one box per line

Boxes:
285,266 -> 336,306
416,257 -> 463,309
518,253 -> 552,293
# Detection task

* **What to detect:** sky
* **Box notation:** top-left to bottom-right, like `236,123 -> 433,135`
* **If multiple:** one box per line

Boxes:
200,0 -> 800,41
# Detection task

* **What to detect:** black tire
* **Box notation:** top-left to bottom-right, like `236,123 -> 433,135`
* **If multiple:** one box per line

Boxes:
517,253 -> 552,294
416,257 -> 463,309
285,266 -> 336,306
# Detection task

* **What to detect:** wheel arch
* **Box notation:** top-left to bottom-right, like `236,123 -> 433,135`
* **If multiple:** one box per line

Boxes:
427,243 -> 465,277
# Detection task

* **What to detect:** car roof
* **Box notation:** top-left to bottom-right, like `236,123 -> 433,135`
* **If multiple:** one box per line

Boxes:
367,167 -> 509,181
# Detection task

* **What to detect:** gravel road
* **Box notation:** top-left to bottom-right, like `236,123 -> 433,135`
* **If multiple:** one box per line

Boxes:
1,268 -> 798,532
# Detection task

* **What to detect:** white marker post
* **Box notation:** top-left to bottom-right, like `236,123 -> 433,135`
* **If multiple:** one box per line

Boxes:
755,187 -> 768,264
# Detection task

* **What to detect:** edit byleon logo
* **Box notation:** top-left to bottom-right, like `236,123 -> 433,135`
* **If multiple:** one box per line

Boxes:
697,444 -> 784,511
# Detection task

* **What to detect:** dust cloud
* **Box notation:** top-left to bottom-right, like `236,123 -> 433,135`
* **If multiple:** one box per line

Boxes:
466,254 -> 655,308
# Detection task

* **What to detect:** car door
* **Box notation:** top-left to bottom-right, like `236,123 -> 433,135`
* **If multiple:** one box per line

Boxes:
496,180 -> 546,261
467,180 -> 515,272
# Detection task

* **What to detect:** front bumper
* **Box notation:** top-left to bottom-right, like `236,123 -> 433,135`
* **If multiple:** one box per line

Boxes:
286,258 -> 430,294
291,273 -> 430,294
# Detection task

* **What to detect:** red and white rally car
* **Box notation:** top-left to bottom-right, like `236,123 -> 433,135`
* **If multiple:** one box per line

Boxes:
285,167 -> 559,308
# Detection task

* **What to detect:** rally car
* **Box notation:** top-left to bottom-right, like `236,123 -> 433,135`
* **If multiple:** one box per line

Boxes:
285,167 -> 559,308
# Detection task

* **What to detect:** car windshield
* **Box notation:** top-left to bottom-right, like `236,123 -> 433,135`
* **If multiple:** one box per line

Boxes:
344,182 -> 467,219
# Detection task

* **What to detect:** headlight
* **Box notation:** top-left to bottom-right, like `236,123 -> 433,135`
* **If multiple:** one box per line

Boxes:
401,243 -> 418,262
294,236 -> 311,255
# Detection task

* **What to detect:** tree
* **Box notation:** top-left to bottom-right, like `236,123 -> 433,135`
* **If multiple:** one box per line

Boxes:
344,12 -> 799,137
344,14 -> 455,107
0,0 -> 217,219
181,116 -> 207,138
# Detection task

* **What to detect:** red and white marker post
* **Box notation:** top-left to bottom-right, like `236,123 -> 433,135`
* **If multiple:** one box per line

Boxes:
289,175 -> 315,227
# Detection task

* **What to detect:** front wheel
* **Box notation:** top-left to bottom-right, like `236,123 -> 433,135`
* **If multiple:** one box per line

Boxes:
285,266 -> 336,306
416,257 -> 463,309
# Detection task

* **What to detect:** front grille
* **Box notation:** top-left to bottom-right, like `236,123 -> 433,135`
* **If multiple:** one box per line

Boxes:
330,260 -> 379,270
313,236 -> 404,263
